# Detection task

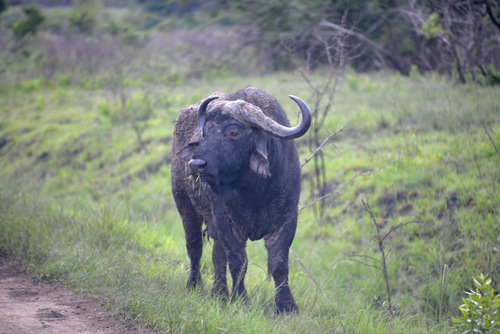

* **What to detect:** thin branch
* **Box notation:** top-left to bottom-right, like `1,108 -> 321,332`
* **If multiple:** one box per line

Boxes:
299,169 -> 366,212
361,196 -> 393,313
300,155 -> 402,213
381,220 -> 421,244
484,0 -> 500,31
349,258 -> 384,272
290,250 -> 326,298
301,121 -> 350,167
350,254 -> 382,264
319,19 -> 410,75
319,20 -> 389,55
484,125 -> 500,159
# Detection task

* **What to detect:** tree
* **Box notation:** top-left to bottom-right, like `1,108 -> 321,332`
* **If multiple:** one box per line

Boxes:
12,5 -> 45,39
0,0 -> 8,16
218,0 -> 500,81
400,0 -> 500,83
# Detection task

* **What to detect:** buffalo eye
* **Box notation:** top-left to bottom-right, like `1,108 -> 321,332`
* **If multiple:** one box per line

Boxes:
224,124 -> 244,139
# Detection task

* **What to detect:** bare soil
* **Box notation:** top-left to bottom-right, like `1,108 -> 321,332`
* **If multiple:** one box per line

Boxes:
0,260 -> 154,334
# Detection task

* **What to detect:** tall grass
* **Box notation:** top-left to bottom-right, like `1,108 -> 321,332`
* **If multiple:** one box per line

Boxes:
0,71 -> 499,333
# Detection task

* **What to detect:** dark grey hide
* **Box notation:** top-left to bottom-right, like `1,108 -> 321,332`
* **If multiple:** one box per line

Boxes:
170,86 -> 311,313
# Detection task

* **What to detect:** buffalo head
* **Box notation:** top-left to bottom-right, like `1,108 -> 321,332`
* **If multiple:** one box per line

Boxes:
177,95 -> 311,189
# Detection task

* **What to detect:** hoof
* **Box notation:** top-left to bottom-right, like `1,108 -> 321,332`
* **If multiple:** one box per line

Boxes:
186,274 -> 203,290
276,301 -> 299,315
211,285 -> 229,301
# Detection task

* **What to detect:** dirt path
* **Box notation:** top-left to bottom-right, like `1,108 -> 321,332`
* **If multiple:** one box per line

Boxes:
0,261 -> 154,334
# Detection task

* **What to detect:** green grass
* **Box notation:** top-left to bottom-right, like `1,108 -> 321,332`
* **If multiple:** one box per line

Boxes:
0,71 -> 499,333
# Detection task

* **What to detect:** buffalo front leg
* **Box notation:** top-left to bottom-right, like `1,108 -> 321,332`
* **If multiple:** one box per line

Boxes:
211,238 -> 229,299
265,229 -> 299,314
216,225 -> 247,301
226,247 -> 248,301
212,200 -> 248,301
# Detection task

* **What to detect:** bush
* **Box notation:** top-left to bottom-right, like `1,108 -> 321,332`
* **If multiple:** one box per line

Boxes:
12,5 -> 45,39
451,273 -> 500,333
69,0 -> 100,34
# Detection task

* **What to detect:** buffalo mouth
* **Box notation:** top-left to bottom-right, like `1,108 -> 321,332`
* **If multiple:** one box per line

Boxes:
186,158 -> 219,185
188,172 -> 216,184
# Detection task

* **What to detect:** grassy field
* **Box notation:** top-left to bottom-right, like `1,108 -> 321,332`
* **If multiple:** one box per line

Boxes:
0,69 -> 499,333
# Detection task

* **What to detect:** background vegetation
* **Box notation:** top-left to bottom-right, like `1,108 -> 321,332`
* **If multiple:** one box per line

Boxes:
0,1 -> 499,333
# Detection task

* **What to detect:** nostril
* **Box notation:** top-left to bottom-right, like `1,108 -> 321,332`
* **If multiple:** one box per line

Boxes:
189,159 -> 207,168
188,159 -> 207,174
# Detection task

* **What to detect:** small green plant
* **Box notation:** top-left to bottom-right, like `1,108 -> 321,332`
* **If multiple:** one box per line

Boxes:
451,273 -> 500,333
19,78 -> 44,92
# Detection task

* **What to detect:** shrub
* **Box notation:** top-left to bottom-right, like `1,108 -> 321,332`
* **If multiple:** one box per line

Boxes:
69,0 -> 100,34
12,5 -> 45,39
451,273 -> 500,333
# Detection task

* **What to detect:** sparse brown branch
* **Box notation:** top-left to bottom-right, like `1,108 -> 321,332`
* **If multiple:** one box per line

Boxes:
361,195 -> 393,314
484,125 -> 500,158
319,19 -> 410,75
381,220 -> 421,244
319,20 -> 387,55
299,169 -> 367,213
282,18 -> 352,218
290,250 -> 325,298
349,258 -> 384,272
301,121 -> 350,168
484,0 -> 500,31
350,254 -> 382,264
300,156 -> 402,214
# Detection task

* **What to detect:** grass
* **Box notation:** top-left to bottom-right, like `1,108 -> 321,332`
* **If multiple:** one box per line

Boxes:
0,70 -> 499,333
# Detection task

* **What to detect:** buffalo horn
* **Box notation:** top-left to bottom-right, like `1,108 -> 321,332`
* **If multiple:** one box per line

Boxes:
198,96 -> 219,136
235,95 -> 311,140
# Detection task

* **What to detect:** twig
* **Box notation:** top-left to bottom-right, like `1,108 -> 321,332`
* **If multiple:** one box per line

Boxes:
380,220 -> 421,244
290,250 -> 326,298
483,125 -> 500,159
349,258 -> 384,272
301,121 -> 350,167
350,254 -> 382,264
484,0 -> 500,31
319,20 -> 388,55
361,196 -> 393,314
299,169 -> 366,212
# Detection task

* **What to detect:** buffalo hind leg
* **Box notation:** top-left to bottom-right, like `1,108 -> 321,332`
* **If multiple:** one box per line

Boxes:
174,193 -> 204,289
184,215 -> 204,289
265,231 -> 299,314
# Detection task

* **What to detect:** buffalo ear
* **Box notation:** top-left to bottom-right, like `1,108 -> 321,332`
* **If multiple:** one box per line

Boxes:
178,142 -> 198,161
250,135 -> 271,177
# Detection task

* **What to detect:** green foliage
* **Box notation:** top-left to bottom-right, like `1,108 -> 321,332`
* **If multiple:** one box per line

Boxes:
69,0 -> 101,34
137,0 -> 205,16
451,274 -> 500,333
12,5 -> 45,39
480,65 -> 500,86
422,13 -> 445,39
19,77 -> 44,92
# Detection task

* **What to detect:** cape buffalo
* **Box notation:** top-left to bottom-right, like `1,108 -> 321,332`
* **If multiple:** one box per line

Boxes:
171,86 -> 311,313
